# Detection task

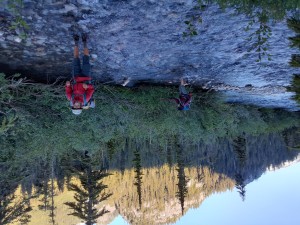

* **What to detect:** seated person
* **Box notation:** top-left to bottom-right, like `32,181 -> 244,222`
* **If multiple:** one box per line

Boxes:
169,78 -> 192,110
65,33 -> 95,115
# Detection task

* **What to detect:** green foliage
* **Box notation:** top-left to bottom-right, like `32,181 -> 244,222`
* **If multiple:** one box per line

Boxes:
289,54 -> 300,67
133,148 -> 143,209
287,17 -> 300,49
287,17 -> 300,33
175,145 -> 188,215
0,144 -> 32,224
0,114 -> 17,135
215,0 -> 300,21
245,11 -> 272,62
0,71 -> 299,225
0,73 -> 299,161
64,156 -> 112,225
289,36 -> 300,48
235,173 -> 246,201
1,0 -> 29,40
189,0 -> 300,62
0,194 -> 32,225
183,18 -> 200,37
0,73 -> 67,141
287,17 -> 300,105
289,74 -> 300,104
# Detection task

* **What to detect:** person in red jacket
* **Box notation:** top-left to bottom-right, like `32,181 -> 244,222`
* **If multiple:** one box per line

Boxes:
169,78 -> 192,110
65,33 -> 95,115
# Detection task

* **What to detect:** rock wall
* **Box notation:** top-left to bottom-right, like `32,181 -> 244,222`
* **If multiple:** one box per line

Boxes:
0,0 -> 298,86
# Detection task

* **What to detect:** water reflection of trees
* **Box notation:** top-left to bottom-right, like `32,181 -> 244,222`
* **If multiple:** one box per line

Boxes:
235,173 -> 246,201
64,151 -> 112,225
36,154 -> 57,224
0,128 -> 299,224
233,135 -> 247,200
0,78 -> 299,223
133,146 -> 143,210
0,160 -> 32,224
175,141 -> 188,215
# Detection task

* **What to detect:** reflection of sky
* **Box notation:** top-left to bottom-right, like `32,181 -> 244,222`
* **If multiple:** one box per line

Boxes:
109,162 -> 300,225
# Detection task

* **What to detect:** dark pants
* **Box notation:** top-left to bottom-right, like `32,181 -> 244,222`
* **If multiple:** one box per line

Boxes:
72,55 -> 90,78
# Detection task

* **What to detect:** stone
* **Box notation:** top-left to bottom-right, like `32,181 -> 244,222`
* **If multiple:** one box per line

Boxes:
36,39 -> 45,45
6,35 -> 16,41
91,54 -> 98,59
14,37 -> 22,43
0,0 -> 298,107
25,39 -> 32,46
64,4 -> 77,13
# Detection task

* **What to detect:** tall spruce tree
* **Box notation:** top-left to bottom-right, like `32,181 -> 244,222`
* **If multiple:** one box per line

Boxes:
133,147 -> 143,210
0,161 -> 32,224
64,152 -> 112,225
175,142 -> 188,216
233,136 -> 247,167
288,16 -> 300,53
287,17 -> 300,67
49,155 -> 57,225
235,173 -> 246,201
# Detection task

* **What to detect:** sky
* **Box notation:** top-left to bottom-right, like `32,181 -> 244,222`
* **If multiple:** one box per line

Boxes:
109,161 -> 300,225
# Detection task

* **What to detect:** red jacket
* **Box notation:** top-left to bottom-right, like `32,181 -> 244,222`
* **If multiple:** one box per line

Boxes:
65,77 -> 94,104
170,93 -> 192,106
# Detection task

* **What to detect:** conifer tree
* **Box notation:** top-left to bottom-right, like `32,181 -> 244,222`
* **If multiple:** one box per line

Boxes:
175,142 -> 188,215
287,17 -> 300,33
288,18 -> 300,66
64,153 -> 112,225
0,163 -> 32,224
232,136 -> 247,167
287,17 -> 300,104
235,173 -> 246,201
133,147 -> 143,209
49,156 -> 57,225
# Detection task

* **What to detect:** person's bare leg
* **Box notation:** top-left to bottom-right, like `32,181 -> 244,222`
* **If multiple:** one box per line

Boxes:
73,34 -> 80,58
82,33 -> 89,56
74,46 -> 79,58
83,46 -> 89,56
181,78 -> 187,86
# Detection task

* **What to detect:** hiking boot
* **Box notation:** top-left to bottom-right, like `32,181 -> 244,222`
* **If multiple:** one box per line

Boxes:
73,34 -> 80,46
73,34 -> 80,42
82,33 -> 88,43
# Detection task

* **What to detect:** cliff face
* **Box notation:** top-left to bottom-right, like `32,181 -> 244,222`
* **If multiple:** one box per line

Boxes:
0,1 -> 298,85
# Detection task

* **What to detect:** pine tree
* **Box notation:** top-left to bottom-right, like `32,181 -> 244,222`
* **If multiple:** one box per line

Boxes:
235,173 -> 246,201
35,155 -> 51,212
232,136 -> 247,167
287,17 -> 300,33
133,147 -> 143,209
0,194 -> 32,225
0,164 -> 32,224
49,156 -> 57,225
290,54 -> 300,67
287,16 -> 300,104
64,154 -> 112,225
175,142 -> 188,215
